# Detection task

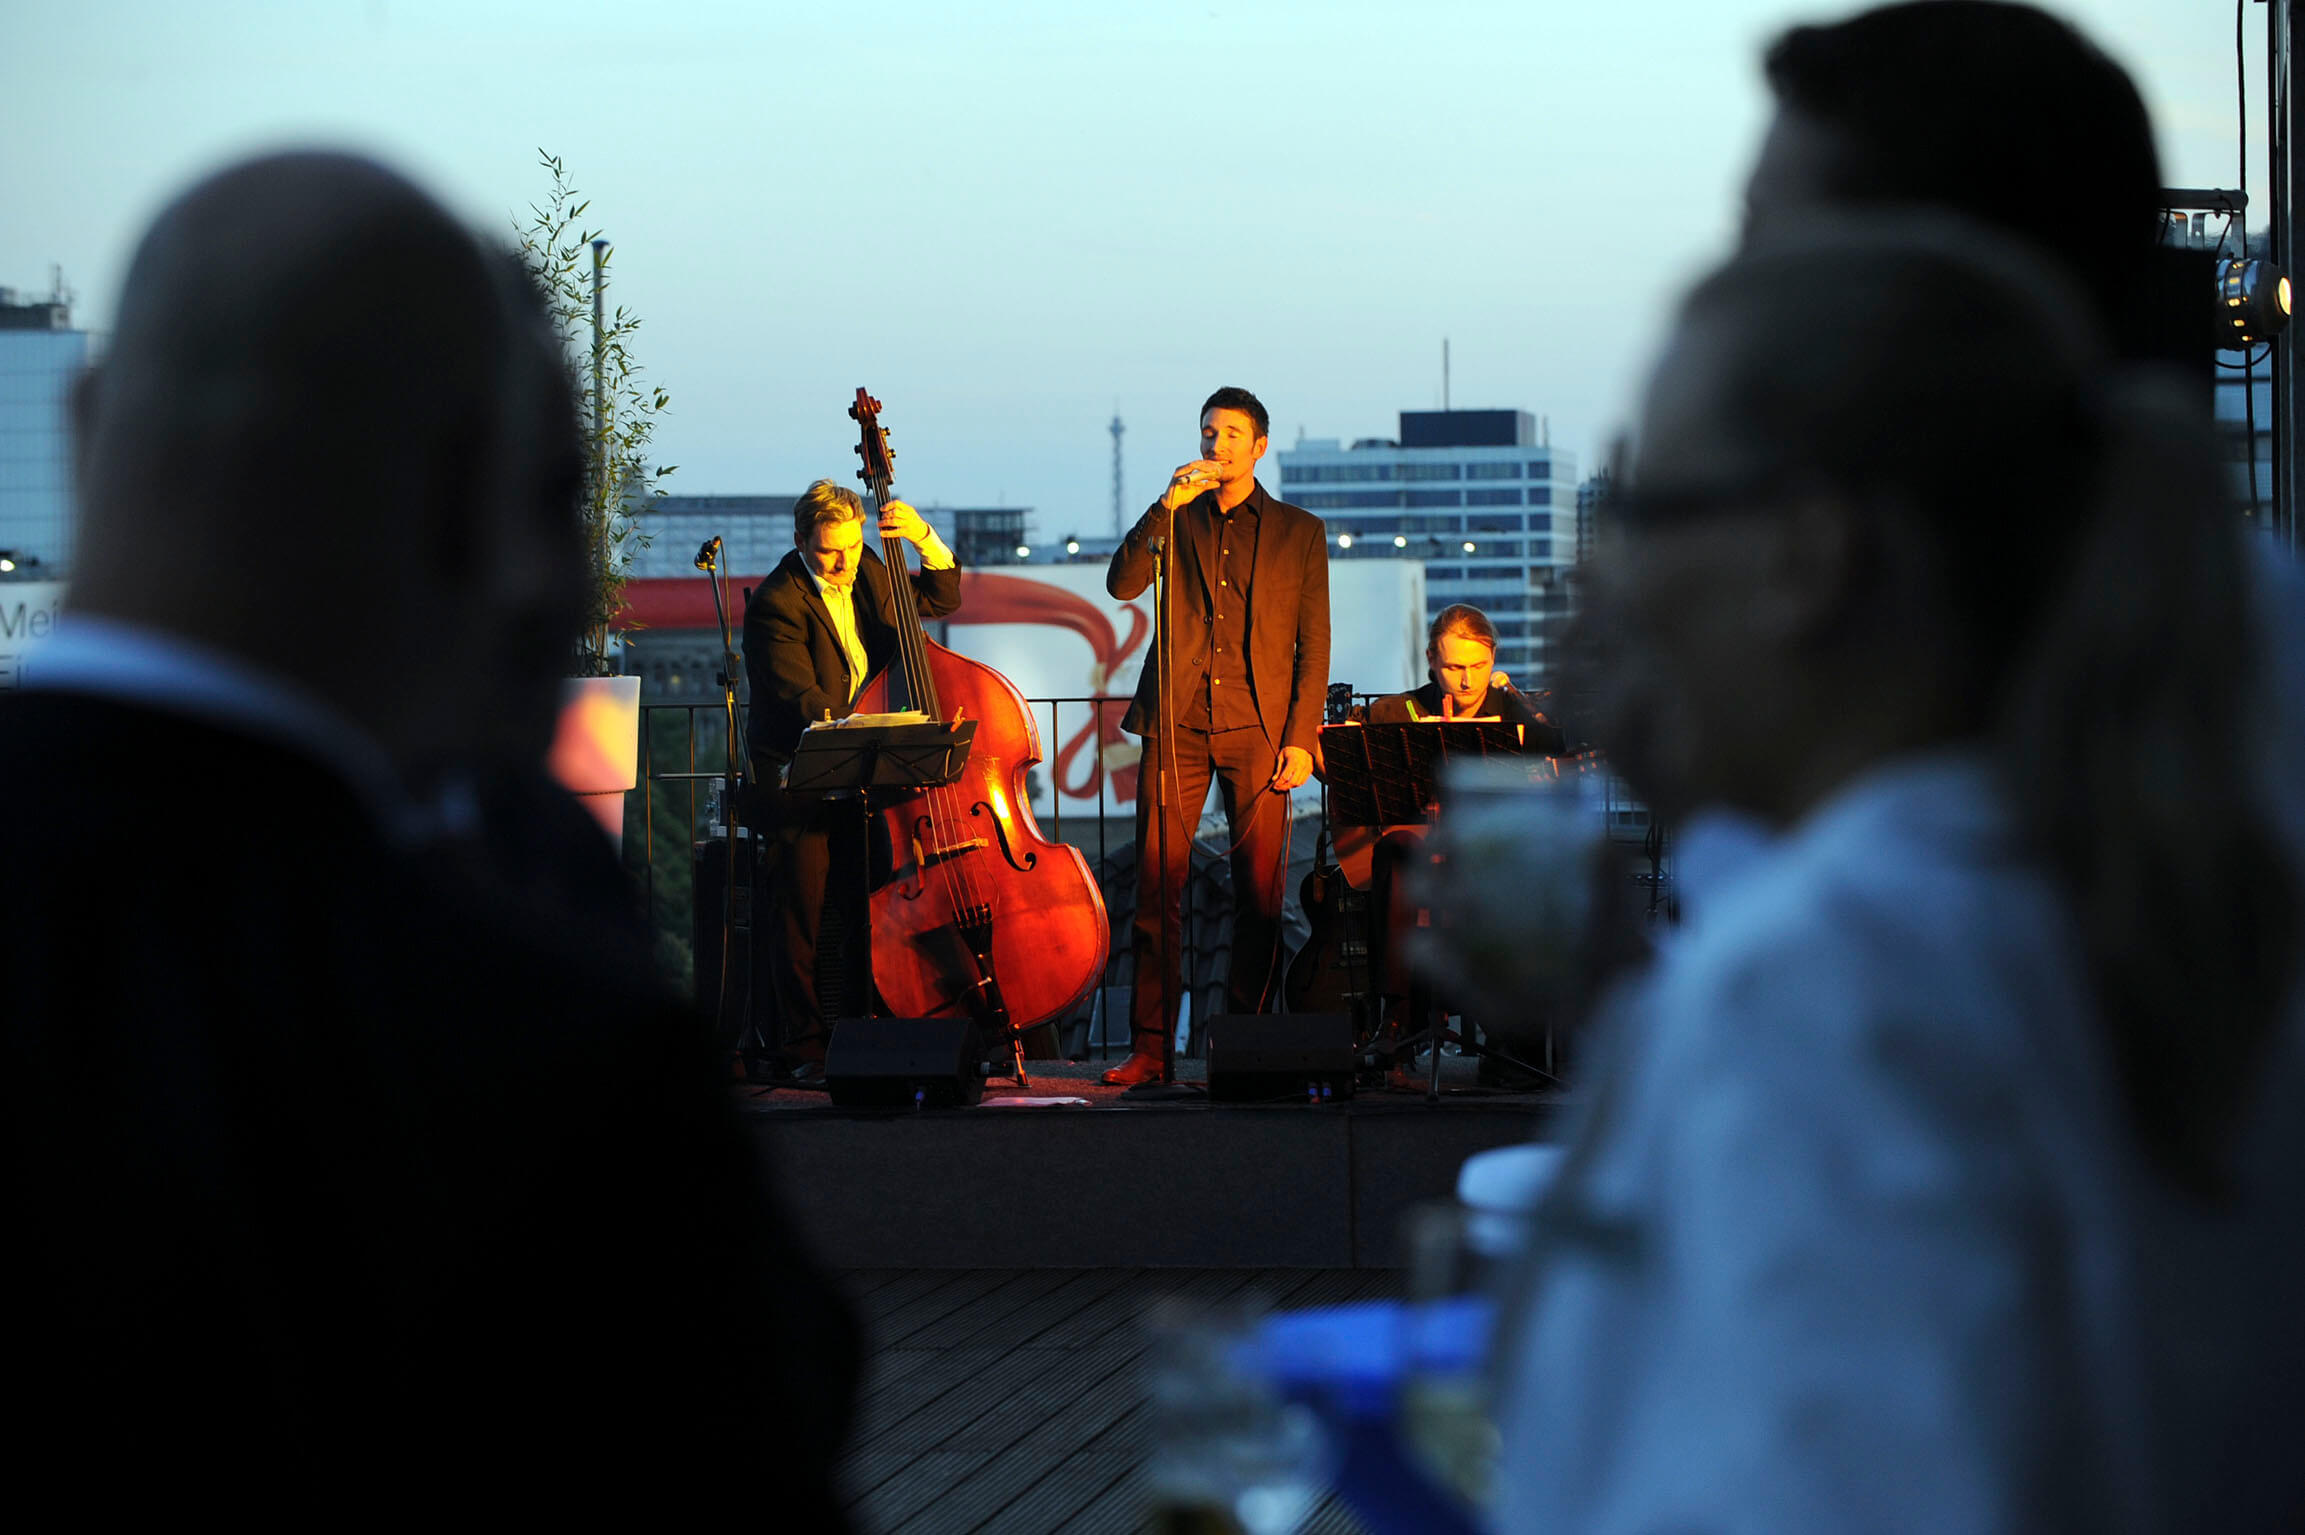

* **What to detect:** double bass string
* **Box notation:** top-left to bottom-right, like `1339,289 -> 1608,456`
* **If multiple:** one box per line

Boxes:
870,479 -> 994,930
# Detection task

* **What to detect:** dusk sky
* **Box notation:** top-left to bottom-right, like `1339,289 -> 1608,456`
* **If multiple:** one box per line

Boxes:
1,1 -> 2253,547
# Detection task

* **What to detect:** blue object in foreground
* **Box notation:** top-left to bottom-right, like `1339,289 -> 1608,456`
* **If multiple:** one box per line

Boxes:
1236,1298 -> 1495,1535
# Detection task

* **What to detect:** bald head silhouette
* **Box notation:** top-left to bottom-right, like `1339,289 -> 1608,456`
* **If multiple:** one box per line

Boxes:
70,150 -> 585,773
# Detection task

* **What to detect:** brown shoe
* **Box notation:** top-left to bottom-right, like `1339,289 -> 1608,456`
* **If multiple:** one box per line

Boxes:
1100,1050 -> 1167,1087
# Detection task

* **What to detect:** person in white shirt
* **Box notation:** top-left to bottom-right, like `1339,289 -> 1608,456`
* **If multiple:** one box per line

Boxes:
1490,214 -> 2305,1534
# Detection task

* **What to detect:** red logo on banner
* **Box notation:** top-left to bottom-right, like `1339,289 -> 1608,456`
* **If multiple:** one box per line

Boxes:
952,572 -> 1146,806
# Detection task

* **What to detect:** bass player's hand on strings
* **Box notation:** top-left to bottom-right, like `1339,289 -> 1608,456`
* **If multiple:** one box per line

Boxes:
878,500 -> 934,545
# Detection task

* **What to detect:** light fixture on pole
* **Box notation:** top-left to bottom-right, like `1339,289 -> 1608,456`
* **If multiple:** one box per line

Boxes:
2219,257 -> 2293,349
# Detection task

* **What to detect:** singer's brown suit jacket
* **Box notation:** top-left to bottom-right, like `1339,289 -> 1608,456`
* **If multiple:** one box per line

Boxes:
1106,479 -> 1332,755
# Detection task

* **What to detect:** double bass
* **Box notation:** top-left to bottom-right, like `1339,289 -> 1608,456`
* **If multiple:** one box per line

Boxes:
845,389 -> 1110,1081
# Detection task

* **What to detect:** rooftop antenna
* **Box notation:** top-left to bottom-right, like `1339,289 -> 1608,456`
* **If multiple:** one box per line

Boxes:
1442,338 -> 1451,411
1110,406 -> 1126,536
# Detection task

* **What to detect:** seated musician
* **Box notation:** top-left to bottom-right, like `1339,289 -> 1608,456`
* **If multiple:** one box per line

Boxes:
741,480 -> 960,1076
1367,603 -> 1565,1083
1368,602 -> 1566,741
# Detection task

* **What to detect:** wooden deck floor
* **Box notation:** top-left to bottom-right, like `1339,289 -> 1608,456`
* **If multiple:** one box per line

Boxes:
837,1268 -> 1402,1535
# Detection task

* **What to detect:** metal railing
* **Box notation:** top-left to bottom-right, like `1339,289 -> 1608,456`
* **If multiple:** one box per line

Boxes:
630,693 -> 1664,1059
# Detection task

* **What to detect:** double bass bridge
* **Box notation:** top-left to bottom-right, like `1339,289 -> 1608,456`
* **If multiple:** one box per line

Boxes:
922,835 -> 989,869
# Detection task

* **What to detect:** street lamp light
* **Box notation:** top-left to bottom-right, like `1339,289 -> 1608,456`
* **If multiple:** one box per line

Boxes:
1462,541 -> 1476,553
1392,534 -> 1408,549
1336,533 -> 1353,549
1015,544 -> 1032,560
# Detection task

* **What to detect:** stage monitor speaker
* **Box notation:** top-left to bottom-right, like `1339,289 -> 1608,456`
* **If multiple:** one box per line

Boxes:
825,1018 -> 988,1109
1205,1014 -> 1356,1103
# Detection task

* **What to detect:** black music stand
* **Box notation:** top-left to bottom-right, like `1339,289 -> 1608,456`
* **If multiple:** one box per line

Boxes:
1316,720 -> 1559,1101
784,715 -> 978,1039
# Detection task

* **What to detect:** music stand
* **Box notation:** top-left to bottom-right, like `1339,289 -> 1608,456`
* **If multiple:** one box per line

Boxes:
1316,720 -> 1559,1101
785,714 -> 977,797
784,714 -> 978,1037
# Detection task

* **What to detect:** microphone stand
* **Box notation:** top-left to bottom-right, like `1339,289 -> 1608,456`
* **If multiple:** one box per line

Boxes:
697,536 -> 755,1065
1128,502 -> 1202,1099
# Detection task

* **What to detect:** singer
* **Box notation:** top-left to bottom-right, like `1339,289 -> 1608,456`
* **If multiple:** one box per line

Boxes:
1102,387 -> 1332,1087
740,480 -> 960,1075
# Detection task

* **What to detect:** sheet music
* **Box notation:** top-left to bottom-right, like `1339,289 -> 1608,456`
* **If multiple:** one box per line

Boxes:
808,710 -> 931,730
1319,719 -> 1533,827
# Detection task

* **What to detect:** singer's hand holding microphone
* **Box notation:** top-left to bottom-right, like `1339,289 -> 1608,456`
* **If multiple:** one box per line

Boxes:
1160,460 -> 1221,512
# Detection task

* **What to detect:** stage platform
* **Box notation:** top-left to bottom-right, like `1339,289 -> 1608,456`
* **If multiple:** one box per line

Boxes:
744,1059 -> 1562,1270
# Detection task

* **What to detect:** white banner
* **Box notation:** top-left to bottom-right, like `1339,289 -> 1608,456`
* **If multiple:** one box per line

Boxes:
943,560 -> 1426,817
0,581 -> 66,690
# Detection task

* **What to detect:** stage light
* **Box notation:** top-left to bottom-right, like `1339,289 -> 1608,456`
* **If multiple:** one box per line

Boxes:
1065,538 -> 1081,555
0,553 -> 15,573
1015,544 -> 1032,560
1336,533 -> 1353,548
2218,258 -> 2292,349
1392,534 -> 1408,548
1462,540 -> 1476,553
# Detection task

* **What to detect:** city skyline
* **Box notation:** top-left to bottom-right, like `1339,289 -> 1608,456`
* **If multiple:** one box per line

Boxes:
1,1 -> 2252,533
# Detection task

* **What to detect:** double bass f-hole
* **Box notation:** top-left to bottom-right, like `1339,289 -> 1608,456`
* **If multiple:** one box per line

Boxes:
972,799 -> 1040,872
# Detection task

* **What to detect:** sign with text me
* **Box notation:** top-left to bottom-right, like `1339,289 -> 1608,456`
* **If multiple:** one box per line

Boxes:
0,582 -> 66,690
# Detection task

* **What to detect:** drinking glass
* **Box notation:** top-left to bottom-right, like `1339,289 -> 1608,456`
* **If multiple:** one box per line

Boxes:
1143,1298 -> 1327,1535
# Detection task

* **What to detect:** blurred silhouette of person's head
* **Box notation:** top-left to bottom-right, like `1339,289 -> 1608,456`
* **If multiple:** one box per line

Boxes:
1744,0 -> 2163,343
1589,212 -> 2294,1187
68,150 -> 587,780
1588,4 -> 2186,823
5,152 -> 863,1510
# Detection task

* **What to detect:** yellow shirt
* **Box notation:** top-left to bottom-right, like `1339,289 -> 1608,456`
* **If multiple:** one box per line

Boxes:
808,534 -> 955,703
813,579 -> 872,704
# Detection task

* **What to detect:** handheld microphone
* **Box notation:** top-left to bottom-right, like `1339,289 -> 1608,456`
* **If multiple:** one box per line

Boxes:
694,536 -> 722,571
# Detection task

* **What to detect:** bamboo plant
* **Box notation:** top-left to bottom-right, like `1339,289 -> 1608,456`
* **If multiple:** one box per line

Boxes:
515,150 -> 673,675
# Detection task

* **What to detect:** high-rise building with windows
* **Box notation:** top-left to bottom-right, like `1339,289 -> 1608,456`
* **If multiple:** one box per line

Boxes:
624,493 -> 801,579
0,284 -> 90,582
1276,408 -> 1574,681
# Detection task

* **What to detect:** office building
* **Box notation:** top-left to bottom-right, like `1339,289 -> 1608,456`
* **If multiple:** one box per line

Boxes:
622,493 -> 801,580
1277,409 -> 1575,682
948,506 -> 1034,567
0,283 -> 90,581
